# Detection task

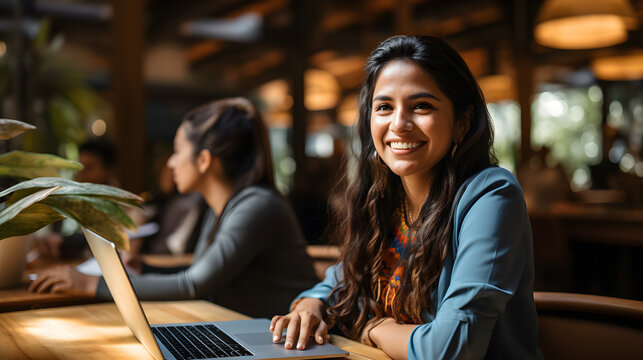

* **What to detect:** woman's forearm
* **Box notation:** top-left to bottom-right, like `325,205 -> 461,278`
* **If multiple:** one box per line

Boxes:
369,319 -> 418,360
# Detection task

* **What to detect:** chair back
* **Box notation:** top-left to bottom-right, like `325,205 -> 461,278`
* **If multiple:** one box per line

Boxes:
534,291 -> 643,360
306,245 -> 341,280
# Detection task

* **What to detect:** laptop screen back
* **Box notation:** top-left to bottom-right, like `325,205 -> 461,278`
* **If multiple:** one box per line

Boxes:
83,228 -> 165,360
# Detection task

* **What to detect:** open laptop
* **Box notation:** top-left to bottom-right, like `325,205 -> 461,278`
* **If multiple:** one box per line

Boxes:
82,228 -> 348,360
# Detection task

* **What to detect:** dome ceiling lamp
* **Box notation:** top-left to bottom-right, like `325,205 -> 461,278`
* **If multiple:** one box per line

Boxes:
478,74 -> 517,103
304,69 -> 340,111
534,0 -> 638,49
592,51 -> 643,80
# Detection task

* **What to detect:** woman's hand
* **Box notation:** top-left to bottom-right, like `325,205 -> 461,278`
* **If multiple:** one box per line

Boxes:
270,297 -> 330,350
28,265 -> 98,296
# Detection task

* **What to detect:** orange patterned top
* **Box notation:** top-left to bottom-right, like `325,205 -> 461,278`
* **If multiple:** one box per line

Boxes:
378,203 -> 415,320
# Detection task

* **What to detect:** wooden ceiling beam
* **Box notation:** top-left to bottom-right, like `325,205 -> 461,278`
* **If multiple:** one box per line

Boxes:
413,0 -> 501,21
147,0 -> 256,42
442,21 -> 512,51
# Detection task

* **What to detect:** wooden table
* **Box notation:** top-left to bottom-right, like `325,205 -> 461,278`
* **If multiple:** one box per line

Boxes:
0,253 -> 194,313
0,254 -> 94,312
0,300 -> 391,360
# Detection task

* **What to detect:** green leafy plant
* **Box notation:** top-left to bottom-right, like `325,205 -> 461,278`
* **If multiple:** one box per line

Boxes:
0,18 -> 111,159
0,119 -> 140,249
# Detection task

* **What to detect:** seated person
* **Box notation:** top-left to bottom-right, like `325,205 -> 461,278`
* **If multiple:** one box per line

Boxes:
30,98 -> 320,318
270,36 -> 542,359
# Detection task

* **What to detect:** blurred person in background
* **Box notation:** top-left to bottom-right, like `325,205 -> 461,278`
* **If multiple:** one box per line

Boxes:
74,139 -> 120,186
517,145 -> 574,212
30,98 -> 319,318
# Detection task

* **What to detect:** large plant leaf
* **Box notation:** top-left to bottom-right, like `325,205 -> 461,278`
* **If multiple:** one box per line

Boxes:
0,151 -> 82,179
0,177 -> 142,203
4,187 -> 48,206
0,203 -> 65,239
4,187 -> 140,215
44,197 -> 130,250
0,186 -> 134,248
0,187 -> 60,227
94,195 -> 142,207
0,119 -> 36,140
43,194 -> 137,231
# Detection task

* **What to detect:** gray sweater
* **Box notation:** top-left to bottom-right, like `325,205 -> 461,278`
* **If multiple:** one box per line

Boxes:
96,186 -> 318,318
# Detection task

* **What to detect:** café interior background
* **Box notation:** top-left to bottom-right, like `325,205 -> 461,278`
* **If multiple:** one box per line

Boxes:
0,0 -> 642,299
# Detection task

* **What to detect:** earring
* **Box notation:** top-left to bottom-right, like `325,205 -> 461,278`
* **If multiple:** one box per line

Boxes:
451,143 -> 459,158
372,150 -> 379,161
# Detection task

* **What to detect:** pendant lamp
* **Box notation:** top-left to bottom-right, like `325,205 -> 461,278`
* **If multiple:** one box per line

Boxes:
592,52 -> 643,80
535,0 -> 638,49
477,74 -> 516,103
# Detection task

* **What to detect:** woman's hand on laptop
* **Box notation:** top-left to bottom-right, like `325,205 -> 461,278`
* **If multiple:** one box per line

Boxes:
28,265 -> 98,296
270,297 -> 329,350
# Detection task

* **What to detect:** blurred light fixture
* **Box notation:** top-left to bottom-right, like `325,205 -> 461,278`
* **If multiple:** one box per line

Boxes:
181,13 -> 262,42
592,52 -> 643,80
91,119 -> 107,137
258,79 -> 292,111
535,0 -> 638,49
477,74 -> 516,103
338,94 -> 359,126
257,79 -> 292,127
0,41 -> 5,57
35,0 -> 112,20
304,69 -> 340,111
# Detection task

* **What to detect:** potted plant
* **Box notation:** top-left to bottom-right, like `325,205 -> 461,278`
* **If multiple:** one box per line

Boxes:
0,118 -> 140,286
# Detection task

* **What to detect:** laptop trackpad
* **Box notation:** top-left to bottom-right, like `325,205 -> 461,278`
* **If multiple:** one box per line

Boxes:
236,332 -> 276,346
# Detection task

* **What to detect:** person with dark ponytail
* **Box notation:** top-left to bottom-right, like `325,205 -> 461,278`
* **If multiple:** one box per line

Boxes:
270,36 -> 542,359
30,98 -> 319,319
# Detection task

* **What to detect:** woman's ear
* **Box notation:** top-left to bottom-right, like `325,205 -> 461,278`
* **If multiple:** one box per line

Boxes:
196,149 -> 212,174
455,107 -> 473,144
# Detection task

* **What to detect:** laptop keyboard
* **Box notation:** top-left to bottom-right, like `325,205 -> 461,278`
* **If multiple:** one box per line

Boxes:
152,324 -> 254,359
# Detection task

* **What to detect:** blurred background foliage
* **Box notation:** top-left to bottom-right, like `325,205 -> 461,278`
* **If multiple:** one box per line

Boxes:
0,18 -> 111,162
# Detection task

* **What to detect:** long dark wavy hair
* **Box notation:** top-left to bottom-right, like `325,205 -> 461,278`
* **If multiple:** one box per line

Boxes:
327,35 -> 497,339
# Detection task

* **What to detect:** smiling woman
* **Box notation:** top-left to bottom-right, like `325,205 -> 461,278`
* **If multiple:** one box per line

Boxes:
271,35 -> 543,360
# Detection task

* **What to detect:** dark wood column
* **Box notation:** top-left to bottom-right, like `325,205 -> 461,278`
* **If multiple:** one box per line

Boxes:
288,1 -> 321,194
513,0 -> 535,165
111,0 -> 145,193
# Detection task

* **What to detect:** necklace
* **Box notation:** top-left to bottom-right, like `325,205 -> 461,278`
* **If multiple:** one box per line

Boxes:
404,197 -> 416,224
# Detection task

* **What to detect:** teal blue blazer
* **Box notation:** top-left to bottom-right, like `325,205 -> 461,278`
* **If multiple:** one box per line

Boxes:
295,167 -> 543,359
